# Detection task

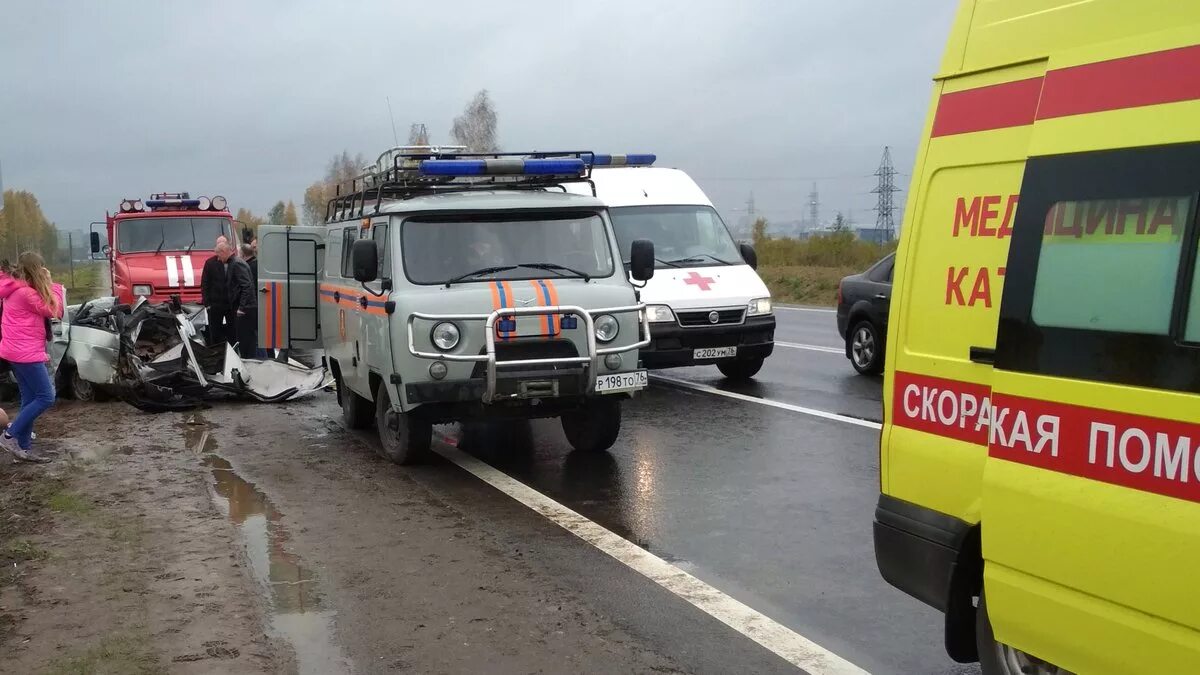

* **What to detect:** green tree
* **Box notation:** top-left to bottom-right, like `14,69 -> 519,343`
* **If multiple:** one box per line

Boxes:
267,201 -> 286,224
235,208 -> 265,243
0,190 -> 57,263
831,212 -> 850,233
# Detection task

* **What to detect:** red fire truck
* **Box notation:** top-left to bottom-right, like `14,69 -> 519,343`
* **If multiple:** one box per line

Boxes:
90,193 -> 234,305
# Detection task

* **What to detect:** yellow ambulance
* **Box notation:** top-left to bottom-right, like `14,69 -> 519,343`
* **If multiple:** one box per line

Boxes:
874,2 -> 1200,673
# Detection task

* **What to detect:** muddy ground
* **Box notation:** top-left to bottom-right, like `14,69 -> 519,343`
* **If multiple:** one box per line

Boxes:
0,395 -> 690,675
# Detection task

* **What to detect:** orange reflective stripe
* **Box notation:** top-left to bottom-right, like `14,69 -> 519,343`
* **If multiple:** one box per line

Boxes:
544,279 -> 560,336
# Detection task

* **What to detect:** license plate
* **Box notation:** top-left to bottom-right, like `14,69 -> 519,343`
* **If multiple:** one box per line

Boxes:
693,347 -> 737,360
595,370 -> 648,394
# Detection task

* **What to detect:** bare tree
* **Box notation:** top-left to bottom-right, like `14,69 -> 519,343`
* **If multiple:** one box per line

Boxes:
407,123 -> 430,146
450,90 -> 499,152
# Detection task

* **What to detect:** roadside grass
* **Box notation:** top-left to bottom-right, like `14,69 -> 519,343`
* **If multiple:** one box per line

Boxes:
44,629 -> 164,675
47,489 -> 93,515
51,261 -> 107,305
759,265 -> 855,307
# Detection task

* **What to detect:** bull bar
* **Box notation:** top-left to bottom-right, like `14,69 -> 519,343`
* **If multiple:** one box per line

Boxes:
406,304 -> 649,403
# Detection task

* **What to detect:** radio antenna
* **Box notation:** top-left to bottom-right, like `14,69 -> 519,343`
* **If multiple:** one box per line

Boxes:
386,97 -> 400,146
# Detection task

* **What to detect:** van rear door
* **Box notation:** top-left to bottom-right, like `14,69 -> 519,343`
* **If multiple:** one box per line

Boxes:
257,225 -> 325,350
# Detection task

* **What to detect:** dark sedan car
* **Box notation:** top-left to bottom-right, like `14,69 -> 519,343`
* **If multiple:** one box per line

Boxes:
836,252 -> 893,375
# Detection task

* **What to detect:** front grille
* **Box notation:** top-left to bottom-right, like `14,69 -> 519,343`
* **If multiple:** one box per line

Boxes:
470,339 -> 580,377
677,308 -> 745,327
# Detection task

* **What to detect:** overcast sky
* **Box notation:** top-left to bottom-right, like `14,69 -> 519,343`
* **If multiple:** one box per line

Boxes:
1,1 -> 957,234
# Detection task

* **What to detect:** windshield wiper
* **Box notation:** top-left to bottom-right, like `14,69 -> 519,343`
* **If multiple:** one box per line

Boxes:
622,257 -> 681,268
518,262 -> 591,282
669,253 -> 733,265
443,265 -> 518,287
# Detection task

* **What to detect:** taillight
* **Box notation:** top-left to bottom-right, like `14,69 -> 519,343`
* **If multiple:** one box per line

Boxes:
836,283 -> 843,306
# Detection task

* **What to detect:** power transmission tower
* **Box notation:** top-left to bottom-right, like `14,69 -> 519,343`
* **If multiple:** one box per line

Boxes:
872,146 -> 901,241
746,191 -> 756,218
808,182 -> 820,230
408,123 -> 430,145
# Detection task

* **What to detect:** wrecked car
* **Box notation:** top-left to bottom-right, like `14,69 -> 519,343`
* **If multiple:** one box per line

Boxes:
51,295 -> 330,410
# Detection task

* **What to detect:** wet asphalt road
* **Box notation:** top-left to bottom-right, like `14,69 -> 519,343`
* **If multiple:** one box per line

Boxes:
448,306 -> 979,674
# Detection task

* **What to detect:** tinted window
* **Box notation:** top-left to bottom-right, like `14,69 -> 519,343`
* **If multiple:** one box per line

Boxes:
1188,238 -> 1200,342
340,227 -> 358,278
996,144 -> 1200,393
402,212 -> 614,284
867,254 -> 895,283
1032,197 -> 1191,335
609,205 -> 742,267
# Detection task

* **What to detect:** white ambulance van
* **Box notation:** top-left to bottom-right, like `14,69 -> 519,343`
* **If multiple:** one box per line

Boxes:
567,155 -> 774,380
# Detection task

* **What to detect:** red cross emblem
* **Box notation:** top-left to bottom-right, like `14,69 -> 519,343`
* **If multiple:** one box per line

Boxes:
682,271 -> 716,291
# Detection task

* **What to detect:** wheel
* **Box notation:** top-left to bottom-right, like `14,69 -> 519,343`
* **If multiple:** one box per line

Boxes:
70,367 -> 97,402
560,397 -> 622,453
848,319 -> 884,375
717,357 -> 764,381
375,382 -> 431,465
977,593 -> 1066,675
338,372 -> 374,430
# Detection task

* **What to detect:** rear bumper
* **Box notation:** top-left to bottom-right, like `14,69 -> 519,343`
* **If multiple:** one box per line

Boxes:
873,494 -> 971,613
641,314 -> 774,368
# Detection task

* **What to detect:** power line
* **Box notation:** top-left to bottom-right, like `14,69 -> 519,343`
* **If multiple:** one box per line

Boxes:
871,146 -> 901,241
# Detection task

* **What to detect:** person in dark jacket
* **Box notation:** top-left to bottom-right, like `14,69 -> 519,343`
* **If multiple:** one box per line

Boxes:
218,241 -> 258,358
200,236 -> 231,345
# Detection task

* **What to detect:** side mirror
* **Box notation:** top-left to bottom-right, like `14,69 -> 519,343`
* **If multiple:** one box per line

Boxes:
89,231 -> 101,253
351,239 -> 378,283
629,239 -> 655,282
739,242 -> 758,270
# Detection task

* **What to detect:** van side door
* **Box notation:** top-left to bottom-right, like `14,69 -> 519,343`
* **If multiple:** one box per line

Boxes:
987,144 -> 1200,673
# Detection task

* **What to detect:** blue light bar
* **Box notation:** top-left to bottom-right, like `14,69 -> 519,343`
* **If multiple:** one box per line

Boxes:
590,153 -> 656,167
145,199 -> 202,208
419,158 -> 586,177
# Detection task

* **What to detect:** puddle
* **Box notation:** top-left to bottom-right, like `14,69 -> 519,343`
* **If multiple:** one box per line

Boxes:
189,422 -> 353,675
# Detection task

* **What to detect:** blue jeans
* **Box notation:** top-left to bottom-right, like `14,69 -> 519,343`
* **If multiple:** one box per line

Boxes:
9,361 -> 54,450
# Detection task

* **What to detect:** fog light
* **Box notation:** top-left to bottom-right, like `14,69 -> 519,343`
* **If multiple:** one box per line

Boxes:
429,361 -> 448,380
604,354 -> 622,370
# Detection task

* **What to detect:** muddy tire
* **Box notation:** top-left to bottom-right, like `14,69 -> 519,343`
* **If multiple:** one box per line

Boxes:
561,397 -> 622,453
375,382 -> 431,465
339,375 -> 374,430
717,357 -> 764,381
70,367 -> 98,402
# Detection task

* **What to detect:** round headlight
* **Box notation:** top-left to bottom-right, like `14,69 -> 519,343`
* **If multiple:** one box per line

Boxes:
594,314 -> 619,343
120,200 -> 133,212
211,195 -> 228,211
197,196 -> 211,210
131,199 -> 144,211
431,322 -> 460,351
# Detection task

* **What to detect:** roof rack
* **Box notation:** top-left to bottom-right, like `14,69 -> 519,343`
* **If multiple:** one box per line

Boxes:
325,149 -> 597,223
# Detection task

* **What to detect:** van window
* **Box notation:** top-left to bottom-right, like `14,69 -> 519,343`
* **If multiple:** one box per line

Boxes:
372,223 -> 389,278
340,227 -> 358,278
1031,197 -> 1192,335
1188,240 -> 1200,342
608,205 -> 742,267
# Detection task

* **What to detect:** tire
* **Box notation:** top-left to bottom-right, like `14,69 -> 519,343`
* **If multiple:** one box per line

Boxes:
70,367 -> 97,402
976,593 -> 1065,675
848,319 -> 884,375
375,381 -> 431,465
717,357 -> 764,381
338,372 -> 374,430
560,397 -> 622,453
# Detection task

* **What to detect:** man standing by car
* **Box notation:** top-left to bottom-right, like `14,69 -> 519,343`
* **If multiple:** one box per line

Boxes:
217,241 -> 257,358
201,235 -> 231,345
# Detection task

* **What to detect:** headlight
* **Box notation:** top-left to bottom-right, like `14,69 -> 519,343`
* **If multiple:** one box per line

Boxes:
594,314 -> 619,343
747,297 -> 772,316
211,195 -> 228,211
431,322 -> 460,351
132,284 -> 152,297
645,304 -> 675,323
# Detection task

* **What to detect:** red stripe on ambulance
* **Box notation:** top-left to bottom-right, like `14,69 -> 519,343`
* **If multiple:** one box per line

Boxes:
894,371 -> 1200,504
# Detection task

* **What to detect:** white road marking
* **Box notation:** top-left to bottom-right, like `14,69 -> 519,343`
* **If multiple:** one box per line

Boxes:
180,255 -> 196,286
775,305 -> 836,314
435,442 -> 870,675
652,375 -> 883,430
776,341 -> 843,355
165,256 -> 180,287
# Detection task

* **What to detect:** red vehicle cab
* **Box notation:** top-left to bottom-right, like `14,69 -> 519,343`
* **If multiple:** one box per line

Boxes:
91,193 -> 234,305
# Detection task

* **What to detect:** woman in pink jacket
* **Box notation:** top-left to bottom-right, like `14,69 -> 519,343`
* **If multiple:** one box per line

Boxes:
0,252 -> 65,462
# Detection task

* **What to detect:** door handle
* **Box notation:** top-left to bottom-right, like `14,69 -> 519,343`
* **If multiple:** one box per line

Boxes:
259,288 -> 269,294
969,346 -> 996,365
874,293 -> 889,300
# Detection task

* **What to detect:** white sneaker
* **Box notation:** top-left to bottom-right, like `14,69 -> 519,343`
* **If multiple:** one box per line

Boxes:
0,433 -> 49,463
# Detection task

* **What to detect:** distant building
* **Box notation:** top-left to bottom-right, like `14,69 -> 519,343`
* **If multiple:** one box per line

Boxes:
855,227 -> 893,244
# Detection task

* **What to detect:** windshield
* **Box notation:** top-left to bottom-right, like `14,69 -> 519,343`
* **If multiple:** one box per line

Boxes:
116,217 -> 232,253
402,212 -> 615,284
609,205 -> 743,267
